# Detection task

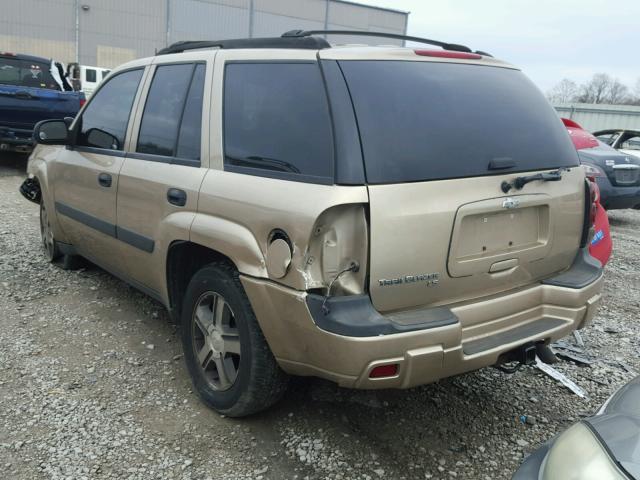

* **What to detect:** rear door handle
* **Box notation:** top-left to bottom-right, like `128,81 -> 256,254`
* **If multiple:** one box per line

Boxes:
167,188 -> 187,207
98,172 -> 112,187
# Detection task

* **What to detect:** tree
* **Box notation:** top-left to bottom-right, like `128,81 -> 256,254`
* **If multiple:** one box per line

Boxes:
546,78 -> 578,104
607,78 -> 629,104
577,73 -> 612,104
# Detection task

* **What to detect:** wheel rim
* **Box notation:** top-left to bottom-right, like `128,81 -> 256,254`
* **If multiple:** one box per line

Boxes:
191,291 -> 241,391
40,203 -> 55,260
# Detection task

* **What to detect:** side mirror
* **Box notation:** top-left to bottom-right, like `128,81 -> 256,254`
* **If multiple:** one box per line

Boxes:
33,119 -> 69,145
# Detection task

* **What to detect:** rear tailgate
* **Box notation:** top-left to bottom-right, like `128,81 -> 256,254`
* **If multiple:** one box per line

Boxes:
337,58 -> 584,313
0,84 -> 82,129
0,55 -> 82,131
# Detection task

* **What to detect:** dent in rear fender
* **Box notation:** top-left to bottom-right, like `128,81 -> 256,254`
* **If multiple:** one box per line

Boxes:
189,213 -> 267,277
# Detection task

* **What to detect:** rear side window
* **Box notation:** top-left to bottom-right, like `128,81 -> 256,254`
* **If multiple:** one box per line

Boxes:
137,63 -> 205,162
223,62 -> 333,183
85,68 -> 97,83
0,57 -> 59,90
339,61 -> 579,184
77,69 -> 143,151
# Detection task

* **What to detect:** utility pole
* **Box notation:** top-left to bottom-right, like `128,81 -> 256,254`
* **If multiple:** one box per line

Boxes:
74,0 -> 80,63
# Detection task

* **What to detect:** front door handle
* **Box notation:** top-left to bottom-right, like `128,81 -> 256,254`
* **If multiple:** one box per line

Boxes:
167,188 -> 187,207
98,172 -> 112,187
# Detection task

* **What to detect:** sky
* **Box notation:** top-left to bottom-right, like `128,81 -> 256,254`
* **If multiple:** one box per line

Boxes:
354,0 -> 638,93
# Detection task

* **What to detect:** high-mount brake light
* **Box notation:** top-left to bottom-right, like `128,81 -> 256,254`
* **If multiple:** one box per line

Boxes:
414,49 -> 482,60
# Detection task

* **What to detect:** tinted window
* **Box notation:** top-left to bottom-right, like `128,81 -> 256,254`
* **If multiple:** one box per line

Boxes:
176,64 -> 205,161
339,61 -> 579,184
223,63 -> 333,181
0,57 -> 59,90
137,64 -> 194,157
77,69 -> 143,150
85,68 -> 97,83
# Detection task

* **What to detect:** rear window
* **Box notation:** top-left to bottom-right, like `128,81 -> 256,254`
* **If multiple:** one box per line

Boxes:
339,61 -> 579,184
0,57 -> 60,90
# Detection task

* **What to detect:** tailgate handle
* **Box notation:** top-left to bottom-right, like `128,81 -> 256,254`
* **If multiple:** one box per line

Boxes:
489,258 -> 518,273
14,90 -> 33,100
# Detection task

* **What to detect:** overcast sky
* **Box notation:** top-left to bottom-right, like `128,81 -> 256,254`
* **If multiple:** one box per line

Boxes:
355,0 -> 638,93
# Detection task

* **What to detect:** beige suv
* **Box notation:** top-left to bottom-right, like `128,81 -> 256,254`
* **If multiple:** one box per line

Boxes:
23,30 -> 604,417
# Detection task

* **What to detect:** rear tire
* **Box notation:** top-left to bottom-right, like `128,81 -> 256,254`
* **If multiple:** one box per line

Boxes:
180,262 -> 289,417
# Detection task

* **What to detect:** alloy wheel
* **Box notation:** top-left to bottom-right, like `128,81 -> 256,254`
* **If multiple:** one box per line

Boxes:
191,291 -> 241,391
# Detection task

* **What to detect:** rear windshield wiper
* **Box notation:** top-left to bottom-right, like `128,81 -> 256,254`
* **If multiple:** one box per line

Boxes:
501,169 -> 564,193
226,155 -> 300,174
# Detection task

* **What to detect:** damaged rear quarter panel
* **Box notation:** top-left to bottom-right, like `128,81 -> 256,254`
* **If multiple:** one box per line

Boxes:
195,169 -> 369,290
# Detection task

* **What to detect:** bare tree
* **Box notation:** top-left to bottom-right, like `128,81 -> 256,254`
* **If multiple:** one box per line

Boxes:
577,73 -> 612,104
607,78 -> 629,104
546,78 -> 578,104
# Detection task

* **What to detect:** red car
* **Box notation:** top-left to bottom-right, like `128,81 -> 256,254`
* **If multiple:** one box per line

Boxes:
563,118 -> 612,266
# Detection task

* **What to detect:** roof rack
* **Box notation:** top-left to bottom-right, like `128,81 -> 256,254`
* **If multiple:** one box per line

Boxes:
158,29 -> 489,57
158,35 -> 330,55
282,29 -> 475,53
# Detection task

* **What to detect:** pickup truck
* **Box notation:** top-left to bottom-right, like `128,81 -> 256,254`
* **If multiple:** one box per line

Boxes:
0,52 -> 85,153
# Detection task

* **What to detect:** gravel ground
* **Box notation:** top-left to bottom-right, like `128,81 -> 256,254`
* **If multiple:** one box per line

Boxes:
1,152 -> 639,480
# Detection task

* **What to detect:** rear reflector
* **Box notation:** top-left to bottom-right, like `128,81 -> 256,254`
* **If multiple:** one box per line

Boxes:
369,364 -> 399,378
414,49 -> 482,60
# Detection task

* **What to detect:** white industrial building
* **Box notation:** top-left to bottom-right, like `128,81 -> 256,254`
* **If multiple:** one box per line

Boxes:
0,0 -> 408,68
555,103 -> 640,132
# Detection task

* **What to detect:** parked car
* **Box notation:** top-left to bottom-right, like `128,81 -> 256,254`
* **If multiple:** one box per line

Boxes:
66,63 -> 111,98
562,119 -> 612,266
563,120 -> 640,210
21,30 -> 603,417
513,375 -> 640,479
0,52 -> 85,153
594,129 -> 640,159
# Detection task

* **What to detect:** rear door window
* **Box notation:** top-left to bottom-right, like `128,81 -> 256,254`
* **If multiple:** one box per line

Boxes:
136,63 -> 205,163
223,62 -> 333,183
339,61 -> 579,184
76,69 -> 143,151
0,57 -> 59,90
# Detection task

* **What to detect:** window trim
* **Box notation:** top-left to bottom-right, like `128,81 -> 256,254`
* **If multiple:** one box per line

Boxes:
130,60 -> 206,168
221,60 -> 336,185
69,66 -> 146,155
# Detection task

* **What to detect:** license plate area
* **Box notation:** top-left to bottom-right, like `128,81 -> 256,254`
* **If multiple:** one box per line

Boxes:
448,196 -> 551,278
615,169 -> 639,185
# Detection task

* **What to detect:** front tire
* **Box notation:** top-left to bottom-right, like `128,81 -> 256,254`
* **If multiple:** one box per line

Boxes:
40,201 -> 61,262
181,262 -> 289,417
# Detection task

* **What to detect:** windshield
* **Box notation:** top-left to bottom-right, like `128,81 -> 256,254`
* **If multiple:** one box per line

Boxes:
338,61 -> 579,184
0,57 -> 60,90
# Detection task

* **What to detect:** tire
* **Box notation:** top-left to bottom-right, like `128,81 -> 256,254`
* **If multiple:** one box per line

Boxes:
180,262 -> 289,417
40,201 -> 61,262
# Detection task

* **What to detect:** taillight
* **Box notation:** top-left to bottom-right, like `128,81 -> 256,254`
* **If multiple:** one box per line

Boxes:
79,98 -> 86,108
588,180 -> 598,226
414,49 -> 482,60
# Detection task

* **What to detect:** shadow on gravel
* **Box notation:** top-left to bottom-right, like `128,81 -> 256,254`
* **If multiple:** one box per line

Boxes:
0,152 -> 29,177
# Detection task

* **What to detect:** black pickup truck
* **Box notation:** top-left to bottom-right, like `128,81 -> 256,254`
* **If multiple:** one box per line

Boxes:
0,52 -> 85,153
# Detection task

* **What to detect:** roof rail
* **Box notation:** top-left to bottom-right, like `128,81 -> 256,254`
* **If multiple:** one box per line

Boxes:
282,30 -> 481,54
158,35 -> 330,55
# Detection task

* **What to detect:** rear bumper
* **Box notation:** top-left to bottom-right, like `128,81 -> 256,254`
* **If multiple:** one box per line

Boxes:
596,176 -> 640,209
0,126 -> 34,152
241,260 -> 603,389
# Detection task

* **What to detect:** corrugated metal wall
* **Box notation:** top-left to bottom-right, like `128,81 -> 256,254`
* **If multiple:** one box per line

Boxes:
555,104 -> 640,132
0,0 -> 408,69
